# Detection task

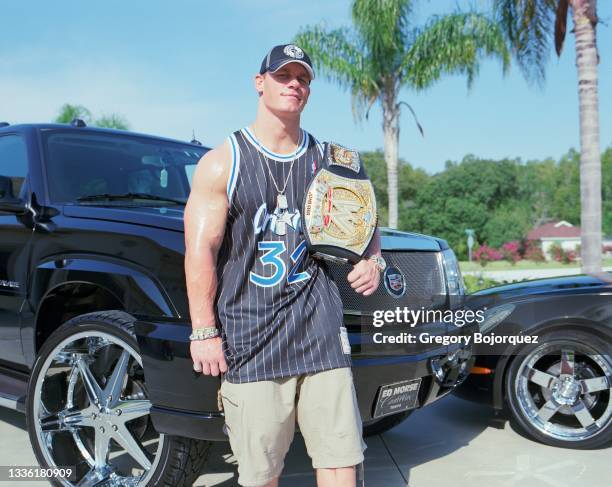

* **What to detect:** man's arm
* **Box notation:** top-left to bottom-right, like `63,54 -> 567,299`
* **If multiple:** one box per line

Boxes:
184,141 -> 231,376
347,226 -> 382,296
365,226 -> 382,259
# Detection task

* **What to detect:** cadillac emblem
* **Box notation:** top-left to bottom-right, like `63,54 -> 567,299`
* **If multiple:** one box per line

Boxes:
384,266 -> 406,298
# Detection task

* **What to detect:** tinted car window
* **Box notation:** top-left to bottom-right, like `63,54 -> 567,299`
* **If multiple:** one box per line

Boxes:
42,131 -> 206,204
0,135 -> 28,199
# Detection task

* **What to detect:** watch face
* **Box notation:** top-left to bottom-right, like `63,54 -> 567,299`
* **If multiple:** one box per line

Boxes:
371,256 -> 385,271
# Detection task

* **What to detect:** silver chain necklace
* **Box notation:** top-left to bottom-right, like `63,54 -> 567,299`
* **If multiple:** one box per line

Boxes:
251,128 -> 302,213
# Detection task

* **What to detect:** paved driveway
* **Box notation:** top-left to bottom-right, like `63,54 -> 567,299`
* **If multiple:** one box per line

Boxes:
1,394 -> 610,486
196,394 -> 611,487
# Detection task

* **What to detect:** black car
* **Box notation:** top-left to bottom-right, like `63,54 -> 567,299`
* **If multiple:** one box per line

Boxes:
0,122 -> 473,486
456,273 -> 612,449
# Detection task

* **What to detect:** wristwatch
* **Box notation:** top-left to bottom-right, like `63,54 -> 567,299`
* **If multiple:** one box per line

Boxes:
368,255 -> 387,272
189,327 -> 220,341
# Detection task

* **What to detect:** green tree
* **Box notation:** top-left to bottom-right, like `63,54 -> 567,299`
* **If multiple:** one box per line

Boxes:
94,114 -> 130,130
482,202 -> 532,248
54,103 -> 92,124
378,144 -> 610,257
54,104 -> 130,130
494,0 -> 603,272
361,149 -> 429,227
517,157 -> 557,224
551,149 -> 580,224
295,0 -> 510,229
406,155 -> 523,258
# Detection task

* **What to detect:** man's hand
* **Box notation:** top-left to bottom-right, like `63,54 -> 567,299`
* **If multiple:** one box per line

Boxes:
190,337 -> 228,376
347,258 -> 381,296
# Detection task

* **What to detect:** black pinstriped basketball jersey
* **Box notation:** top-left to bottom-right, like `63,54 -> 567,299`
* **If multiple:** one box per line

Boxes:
215,127 -> 351,383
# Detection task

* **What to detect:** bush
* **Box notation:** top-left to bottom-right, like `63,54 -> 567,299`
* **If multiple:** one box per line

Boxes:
524,240 -> 545,262
564,250 -> 577,264
473,245 -> 503,267
501,241 -> 521,265
549,243 -> 577,264
549,243 -> 564,262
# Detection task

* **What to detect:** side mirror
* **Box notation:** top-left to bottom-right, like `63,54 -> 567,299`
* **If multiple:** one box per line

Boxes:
0,200 -> 27,214
0,175 -> 27,215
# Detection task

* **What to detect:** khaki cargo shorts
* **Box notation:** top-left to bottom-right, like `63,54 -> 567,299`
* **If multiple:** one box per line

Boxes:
220,367 -> 366,487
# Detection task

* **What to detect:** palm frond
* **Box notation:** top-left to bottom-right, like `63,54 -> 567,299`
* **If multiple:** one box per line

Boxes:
401,12 -> 510,91
398,101 -> 424,136
493,0 -> 557,84
351,0 -> 413,73
554,0 -> 569,56
294,26 -> 381,120
350,85 -> 378,121
94,114 -> 130,130
54,103 -> 92,124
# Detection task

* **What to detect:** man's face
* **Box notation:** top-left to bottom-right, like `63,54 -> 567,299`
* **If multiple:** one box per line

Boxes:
256,63 -> 311,116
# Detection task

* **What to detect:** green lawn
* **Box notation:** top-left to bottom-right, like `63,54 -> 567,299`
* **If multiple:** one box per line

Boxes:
459,258 -> 612,272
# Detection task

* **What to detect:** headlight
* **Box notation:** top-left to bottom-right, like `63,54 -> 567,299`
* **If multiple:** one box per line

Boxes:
441,249 -> 465,296
479,303 -> 515,334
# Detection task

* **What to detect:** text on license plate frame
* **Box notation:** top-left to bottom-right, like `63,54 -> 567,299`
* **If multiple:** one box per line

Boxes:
373,378 -> 421,419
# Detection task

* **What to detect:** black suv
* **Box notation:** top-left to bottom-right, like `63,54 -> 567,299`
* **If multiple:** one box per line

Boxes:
0,122 -> 473,486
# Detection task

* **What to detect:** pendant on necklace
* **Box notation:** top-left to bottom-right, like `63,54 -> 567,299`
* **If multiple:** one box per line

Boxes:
276,194 -> 288,212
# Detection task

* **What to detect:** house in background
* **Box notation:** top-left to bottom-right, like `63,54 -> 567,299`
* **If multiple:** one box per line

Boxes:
527,220 -> 580,260
527,220 -> 612,260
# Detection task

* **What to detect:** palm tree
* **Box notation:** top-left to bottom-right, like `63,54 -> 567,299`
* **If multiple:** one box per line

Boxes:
494,0 -> 602,273
294,0 -> 509,229
94,114 -> 130,130
54,103 -> 92,124
54,104 -> 130,130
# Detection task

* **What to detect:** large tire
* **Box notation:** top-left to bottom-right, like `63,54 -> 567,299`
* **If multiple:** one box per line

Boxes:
505,329 -> 612,449
363,410 -> 413,437
26,310 -> 210,486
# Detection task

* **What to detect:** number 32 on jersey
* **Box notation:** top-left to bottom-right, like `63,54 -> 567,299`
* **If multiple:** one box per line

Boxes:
249,240 -> 311,287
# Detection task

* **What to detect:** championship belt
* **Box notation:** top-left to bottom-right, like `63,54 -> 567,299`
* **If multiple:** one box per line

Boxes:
302,142 -> 377,264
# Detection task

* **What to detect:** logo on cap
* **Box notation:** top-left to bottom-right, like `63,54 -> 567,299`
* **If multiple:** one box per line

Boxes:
283,45 -> 304,59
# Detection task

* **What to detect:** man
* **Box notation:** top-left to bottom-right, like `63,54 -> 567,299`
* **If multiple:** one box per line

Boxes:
184,44 -> 384,487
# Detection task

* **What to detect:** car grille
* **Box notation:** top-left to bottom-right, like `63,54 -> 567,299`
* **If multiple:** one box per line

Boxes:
328,250 -> 447,315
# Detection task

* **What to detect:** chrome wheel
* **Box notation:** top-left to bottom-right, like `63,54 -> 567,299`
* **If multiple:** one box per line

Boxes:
513,339 -> 612,443
32,330 -> 165,486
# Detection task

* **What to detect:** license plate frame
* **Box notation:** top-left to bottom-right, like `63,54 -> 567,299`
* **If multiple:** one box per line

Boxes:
373,378 -> 422,419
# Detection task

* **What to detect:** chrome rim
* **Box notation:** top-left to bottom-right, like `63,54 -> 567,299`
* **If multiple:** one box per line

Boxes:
514,339 -> 612,442
33,330 -> 165,486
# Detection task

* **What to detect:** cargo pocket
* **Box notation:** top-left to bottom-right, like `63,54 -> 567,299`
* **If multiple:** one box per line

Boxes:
325,375 -> 362,457
219,380 -> 242,436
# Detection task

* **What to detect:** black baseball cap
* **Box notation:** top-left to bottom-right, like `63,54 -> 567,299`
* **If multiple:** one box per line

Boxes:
259,44 -> 315,80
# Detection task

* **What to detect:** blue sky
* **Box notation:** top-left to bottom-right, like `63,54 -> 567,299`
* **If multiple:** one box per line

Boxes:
1,0 -> 610,174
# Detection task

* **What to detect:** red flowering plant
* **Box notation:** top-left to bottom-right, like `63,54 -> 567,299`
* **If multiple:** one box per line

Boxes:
549,243 -> 564,262
501,241 -> 521,265
549,243 -> 577,264
524,240 -> 545,263
563,249 -> 577,264
474,245 -> 503,267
